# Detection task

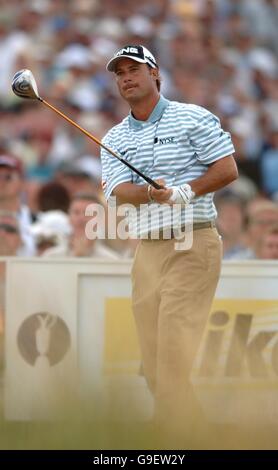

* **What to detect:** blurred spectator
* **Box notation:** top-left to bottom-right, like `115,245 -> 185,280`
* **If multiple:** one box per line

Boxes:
0,212 -> 23,256
0,0 -> 277,258
44,192 -> 118,258
0,154 -> 35,255
256,224 -> 278,260
36,180 -> 71,214
238,200 -> 278,259
0,212 -> 23,328
260,124 -> 278,198
55,157 -> 101,197
30,210 -> 72,256
216,192 -> 246,259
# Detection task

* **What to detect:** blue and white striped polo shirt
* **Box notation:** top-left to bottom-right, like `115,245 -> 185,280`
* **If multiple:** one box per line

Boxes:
101,95 -> 235,237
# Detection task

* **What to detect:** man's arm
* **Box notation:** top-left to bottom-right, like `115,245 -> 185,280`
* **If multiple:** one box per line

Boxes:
148,155 -> 238,203
189,155 -> 238,196
112,182 -> 150,206
112,155 -> 238,205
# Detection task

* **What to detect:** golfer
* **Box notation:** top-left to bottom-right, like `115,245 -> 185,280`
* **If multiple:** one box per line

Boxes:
101,45 -> 238,433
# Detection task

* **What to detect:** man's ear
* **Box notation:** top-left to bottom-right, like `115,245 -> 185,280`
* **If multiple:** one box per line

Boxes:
150,69 -> 160,88
150,68 -> 159,80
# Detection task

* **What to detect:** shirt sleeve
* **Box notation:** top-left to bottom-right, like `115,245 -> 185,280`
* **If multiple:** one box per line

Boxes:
100,136 -> 132,200
189,110 -> 235,164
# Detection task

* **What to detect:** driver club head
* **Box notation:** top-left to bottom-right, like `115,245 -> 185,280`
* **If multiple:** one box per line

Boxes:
11,69 -> 41,100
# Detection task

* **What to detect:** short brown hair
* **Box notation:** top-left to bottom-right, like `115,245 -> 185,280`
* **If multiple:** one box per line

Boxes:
37,182 -> 70,213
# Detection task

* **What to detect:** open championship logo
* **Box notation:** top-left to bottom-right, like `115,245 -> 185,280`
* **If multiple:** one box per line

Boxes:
17,312 -> 71,366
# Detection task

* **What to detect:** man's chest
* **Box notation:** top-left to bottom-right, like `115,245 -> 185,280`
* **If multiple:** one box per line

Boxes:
117,123 -> 195,175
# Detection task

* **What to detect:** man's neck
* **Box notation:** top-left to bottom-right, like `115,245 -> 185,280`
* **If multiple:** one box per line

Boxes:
130,93 -> 160,121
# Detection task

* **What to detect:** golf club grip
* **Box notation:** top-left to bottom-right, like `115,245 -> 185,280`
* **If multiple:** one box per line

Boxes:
40,98 -> 163,190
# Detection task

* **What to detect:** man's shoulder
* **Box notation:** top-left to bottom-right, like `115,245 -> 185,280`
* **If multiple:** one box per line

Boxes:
102,116 -> 129,144
167,100 -> 212,120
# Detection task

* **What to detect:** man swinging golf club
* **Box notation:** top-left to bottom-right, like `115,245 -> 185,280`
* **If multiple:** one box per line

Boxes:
12,56 -> 238,439
101,44 -> 238,438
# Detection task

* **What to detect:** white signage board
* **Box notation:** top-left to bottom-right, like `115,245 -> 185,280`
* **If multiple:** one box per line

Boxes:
4,259 -> 278,423
4,258 -> 152,421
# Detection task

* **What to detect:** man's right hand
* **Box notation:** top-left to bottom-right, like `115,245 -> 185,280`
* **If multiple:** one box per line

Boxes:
148,179 -> 173,204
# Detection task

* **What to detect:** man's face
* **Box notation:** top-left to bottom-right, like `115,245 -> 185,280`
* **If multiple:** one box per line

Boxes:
217,202 -> 244,238
69,199 -> 95,235
0,217 -> 21,256
0,167 -> 22,202
114,58 -> 158,103
248,209 -> 278,245
259,233 -> 278,260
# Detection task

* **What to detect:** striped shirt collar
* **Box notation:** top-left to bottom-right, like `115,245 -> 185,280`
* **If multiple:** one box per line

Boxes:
128,94 -> 170,129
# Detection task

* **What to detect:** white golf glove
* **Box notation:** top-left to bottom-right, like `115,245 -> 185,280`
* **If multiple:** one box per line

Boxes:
168,183 -> 195,205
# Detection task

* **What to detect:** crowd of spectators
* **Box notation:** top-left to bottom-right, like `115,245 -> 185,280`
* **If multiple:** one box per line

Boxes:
0,0 -> 278,261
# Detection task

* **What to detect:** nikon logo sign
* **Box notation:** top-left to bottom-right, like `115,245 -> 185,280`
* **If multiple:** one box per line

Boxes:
192,299 -> 278,381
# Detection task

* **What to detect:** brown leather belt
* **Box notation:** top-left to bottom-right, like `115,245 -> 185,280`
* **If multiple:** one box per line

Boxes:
143,220 -> 216,241
192,220 -> 216,231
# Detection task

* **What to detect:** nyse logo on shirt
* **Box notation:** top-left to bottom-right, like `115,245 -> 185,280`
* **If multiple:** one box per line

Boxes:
154,137 -> 175,145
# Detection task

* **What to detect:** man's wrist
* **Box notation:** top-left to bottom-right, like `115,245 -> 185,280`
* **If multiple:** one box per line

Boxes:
147,184 -> 155,203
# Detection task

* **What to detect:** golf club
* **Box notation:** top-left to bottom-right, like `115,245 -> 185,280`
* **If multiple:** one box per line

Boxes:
11,69 -> 163,190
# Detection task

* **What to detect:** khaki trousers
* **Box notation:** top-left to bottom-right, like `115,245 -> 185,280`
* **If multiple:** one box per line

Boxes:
131,227 -> 222,429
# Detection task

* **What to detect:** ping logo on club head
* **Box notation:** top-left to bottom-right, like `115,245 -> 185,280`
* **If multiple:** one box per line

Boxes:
17,312 -> 71,366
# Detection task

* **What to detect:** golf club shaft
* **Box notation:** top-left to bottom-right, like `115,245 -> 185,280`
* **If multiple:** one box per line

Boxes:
39,97 -> 162,190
